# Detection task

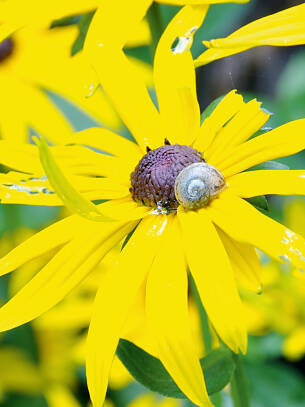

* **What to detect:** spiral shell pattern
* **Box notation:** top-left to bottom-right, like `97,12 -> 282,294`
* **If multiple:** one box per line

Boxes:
174,162 -> 225,209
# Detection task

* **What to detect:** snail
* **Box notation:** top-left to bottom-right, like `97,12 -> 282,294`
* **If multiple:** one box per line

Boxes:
174,162 -> 225,209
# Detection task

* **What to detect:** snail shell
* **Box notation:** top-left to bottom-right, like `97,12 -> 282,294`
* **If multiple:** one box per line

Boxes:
174,162 -> 225,209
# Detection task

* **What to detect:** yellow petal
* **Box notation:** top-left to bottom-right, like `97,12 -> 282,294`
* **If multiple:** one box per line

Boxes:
205,99 -> 270,162
0,221 -> 134,332
85,0 -> 152,49
109,356 -> 132,390
283,326 -> 305,360
208,192 -> 305,272
0,0 -> 98,41
0,141 -> 42,174
84,2 -> 161,151
86,214 -> 169,407
213,119 -> 305,177
0,171 -> 128,205
45,385 -> 82,407
36,297 -> 92,330
12,25 -> 120,130
285,200 -> 305,237
217,227 -> 262,292
68,127 -> 142,166
0,71 -> 73,144
195,3 -> 305,67
126,19 -> 151,48
0,347 -> 42,394
146,216 -> 212,407
98,197 -> 152,221
53,145 -> 131,181
178,207 -> 247,353
227,170 -> 305,198
20,85 -> 74,143
193,90 -> 244,152
0,95 -> 27,143
154,5 -> 208,145
0,141 -> 130,181
0,215 -> 84,276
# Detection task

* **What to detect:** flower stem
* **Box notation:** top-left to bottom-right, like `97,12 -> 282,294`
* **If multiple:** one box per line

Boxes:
147,3 -> 163,62
230,353 -> 250,407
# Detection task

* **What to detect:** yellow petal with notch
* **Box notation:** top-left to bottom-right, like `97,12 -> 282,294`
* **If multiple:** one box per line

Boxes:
193,90 -> 244,152
206,99 -> 270,162
84,1 -> 161,151
154,5 -> 208,145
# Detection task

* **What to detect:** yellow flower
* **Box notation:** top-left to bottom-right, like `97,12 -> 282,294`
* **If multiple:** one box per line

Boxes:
242,199 -> 305,361
1,3 -> 305,407
0,0 -> 99,42
0,24 -> 121,143
0,0 -> 249,43
0,346 -> 42,398
195,2 -> 305,66
0,226 -> 85,406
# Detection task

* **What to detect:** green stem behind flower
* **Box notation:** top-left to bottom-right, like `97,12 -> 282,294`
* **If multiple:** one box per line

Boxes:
230,354 -> 250,407
147,3 -> 163,62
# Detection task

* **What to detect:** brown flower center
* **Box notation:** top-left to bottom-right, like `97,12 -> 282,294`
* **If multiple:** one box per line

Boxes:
130,141 -> 204,210
0,38 -> 14,63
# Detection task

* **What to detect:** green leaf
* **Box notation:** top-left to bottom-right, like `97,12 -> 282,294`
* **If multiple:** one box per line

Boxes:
249,126 -> 273,140
245,196 -> 269,211
276,51 -> 305,103
247,160 -> 290,171
50,15 -> 81,28
71,11 -> 95,56
116,339 -> 234,398
245,361 -> 305,407
200,95 -> 225,124
34,137 -> 113,222
246,333 -> 284,363
71,33 -> 86,56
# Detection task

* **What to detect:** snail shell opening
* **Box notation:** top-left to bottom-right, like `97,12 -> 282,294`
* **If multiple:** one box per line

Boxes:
174,162 -> 225,209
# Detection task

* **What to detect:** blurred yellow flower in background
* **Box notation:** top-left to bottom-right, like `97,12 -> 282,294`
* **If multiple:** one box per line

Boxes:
242,199 -> 305,361
0,0 -> 249,43
0,23 -> 155,143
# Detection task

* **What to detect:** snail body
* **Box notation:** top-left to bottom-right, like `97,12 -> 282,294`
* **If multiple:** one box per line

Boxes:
174,162 -> 225,209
